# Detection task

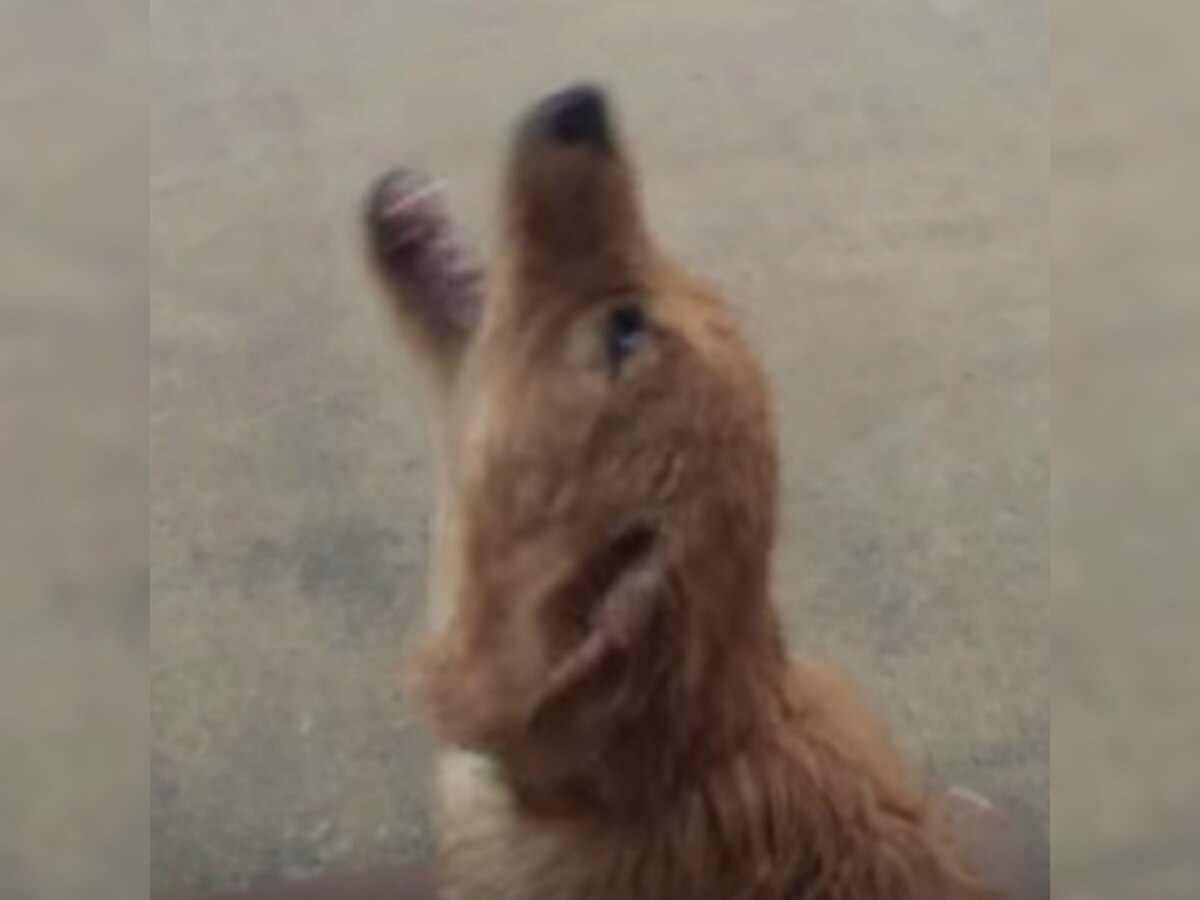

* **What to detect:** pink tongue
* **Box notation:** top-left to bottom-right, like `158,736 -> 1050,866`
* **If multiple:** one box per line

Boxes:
369,171 -> 483,334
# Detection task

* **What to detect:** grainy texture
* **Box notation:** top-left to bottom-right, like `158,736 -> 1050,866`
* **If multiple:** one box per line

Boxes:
151,0 -> 1047,896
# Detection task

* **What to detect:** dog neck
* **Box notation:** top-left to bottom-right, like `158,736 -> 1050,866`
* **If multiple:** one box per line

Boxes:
483,612 -> 982,899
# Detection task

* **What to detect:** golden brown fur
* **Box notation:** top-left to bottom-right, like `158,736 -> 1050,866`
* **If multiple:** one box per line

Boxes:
368,87 -> 993,900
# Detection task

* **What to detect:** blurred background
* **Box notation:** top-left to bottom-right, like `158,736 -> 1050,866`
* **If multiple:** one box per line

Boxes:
7,2 -> 1198,899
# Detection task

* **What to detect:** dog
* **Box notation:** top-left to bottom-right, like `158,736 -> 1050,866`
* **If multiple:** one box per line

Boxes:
365,85 -> 996,900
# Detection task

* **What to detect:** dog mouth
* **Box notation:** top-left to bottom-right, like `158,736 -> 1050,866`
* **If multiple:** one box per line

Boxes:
365,168 -> 483,335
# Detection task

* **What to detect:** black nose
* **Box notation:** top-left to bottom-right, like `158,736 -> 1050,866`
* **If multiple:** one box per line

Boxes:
521,83 -> 614,152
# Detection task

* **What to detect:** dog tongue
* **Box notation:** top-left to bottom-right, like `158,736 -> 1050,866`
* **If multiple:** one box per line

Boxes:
367,169 -> 483,334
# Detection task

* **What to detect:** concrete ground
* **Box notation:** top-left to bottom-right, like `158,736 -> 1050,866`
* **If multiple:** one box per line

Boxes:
151,1 -> 1047,895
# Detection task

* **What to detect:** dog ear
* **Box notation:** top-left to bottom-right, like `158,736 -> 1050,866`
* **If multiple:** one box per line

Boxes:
528,523 -> 665,721
411,524 -> 670,759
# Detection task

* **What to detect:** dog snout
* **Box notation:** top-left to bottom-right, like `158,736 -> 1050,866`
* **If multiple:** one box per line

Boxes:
520,83 -> 614,153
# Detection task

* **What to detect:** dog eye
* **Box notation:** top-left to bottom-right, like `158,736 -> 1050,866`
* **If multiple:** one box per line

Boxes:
605,304 -> 648,372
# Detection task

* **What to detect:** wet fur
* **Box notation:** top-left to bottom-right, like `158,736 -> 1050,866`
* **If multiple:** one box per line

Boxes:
369,90 -> 993,900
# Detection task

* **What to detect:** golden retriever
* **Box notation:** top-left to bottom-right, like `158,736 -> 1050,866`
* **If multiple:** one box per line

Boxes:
364,85 -> 995,900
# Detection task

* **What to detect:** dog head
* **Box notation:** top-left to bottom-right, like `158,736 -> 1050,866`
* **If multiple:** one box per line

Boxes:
366,86 -> 785,811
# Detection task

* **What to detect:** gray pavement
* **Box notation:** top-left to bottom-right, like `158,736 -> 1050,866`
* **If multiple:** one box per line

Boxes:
150,1 -> 1048,894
